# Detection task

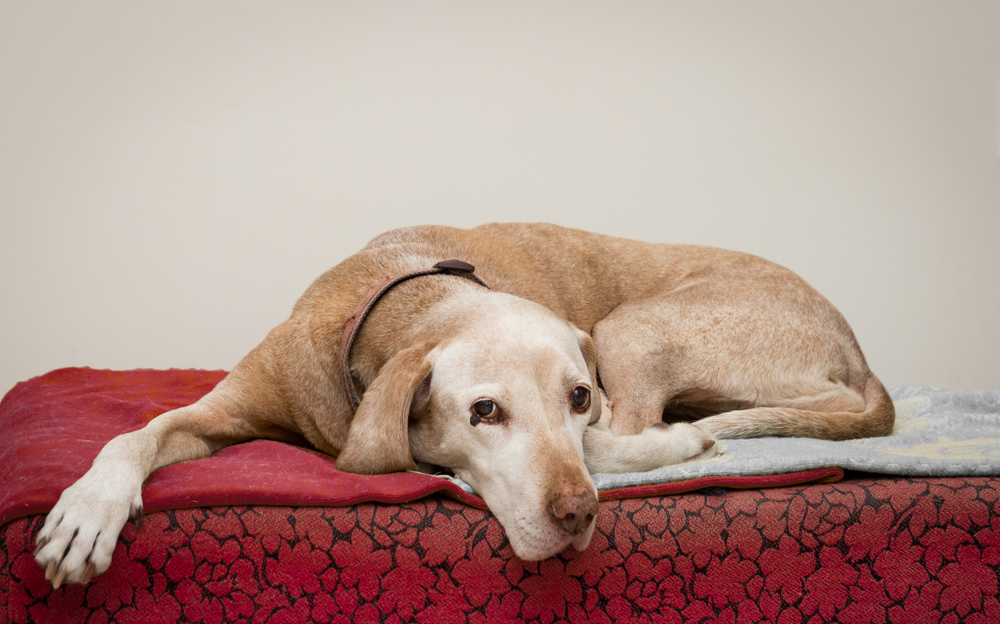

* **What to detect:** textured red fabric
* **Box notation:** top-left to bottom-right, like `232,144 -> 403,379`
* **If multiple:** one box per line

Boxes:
3,369 -> 1000,622
0,368 -> 841,528
4,476 -> 1000,623
0,368 -> 486,528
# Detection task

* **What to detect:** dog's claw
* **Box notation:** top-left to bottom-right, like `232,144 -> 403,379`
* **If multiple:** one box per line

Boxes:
130,503 -> 143,529
703,438 -> 715,451
34,535 -> 49,556
45,559 -> 56,581
52,566 -> 68,589
82,562 -> 96,584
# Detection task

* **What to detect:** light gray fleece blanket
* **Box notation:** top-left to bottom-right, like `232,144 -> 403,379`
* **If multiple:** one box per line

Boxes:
446,386 -> 1000,495
590,385 -> 1000,491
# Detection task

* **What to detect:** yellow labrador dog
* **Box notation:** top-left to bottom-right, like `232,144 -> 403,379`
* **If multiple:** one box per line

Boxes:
35,223 -> 893,587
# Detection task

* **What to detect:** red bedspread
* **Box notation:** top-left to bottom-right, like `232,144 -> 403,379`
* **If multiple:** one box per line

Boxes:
5,478 -> 1000,623
0,368 -> 840,528
2,369 -> 1000,623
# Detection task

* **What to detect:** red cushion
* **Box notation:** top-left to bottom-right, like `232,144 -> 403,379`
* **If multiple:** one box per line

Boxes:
4,476 -> 999,623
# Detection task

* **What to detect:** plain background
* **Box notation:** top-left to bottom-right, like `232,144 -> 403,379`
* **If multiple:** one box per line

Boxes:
2,1 -> 998,396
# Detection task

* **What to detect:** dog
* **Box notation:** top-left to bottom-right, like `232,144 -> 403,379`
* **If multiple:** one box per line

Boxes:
34,223 -> 894,587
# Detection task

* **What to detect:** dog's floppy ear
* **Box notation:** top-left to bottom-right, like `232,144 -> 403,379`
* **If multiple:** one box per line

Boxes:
336,343 -> 433,474
575,328 -> 603,425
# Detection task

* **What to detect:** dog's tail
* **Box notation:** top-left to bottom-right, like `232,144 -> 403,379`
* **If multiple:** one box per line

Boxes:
699,374 -> 896,441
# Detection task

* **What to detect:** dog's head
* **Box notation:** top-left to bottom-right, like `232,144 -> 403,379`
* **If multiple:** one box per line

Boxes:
336,292 -> 601,560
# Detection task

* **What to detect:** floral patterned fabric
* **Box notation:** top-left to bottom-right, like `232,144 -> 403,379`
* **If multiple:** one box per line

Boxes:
4,475 -> 999,623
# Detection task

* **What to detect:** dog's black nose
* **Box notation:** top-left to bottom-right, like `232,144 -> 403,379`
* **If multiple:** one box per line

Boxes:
549,488 -> 598,535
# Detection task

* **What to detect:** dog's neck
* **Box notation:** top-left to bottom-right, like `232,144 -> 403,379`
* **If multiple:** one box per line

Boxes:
341,267 -> 493,405
339,260 -> 489,412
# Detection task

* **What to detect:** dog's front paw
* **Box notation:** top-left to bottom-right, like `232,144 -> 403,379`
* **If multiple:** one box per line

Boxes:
649,421 -> 720,463
686,422 -> 721,461
584,419 -> 720,474
34,468 -> 144,587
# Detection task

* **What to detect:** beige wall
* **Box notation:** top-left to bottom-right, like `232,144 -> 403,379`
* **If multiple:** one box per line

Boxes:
2,1 -> 999,395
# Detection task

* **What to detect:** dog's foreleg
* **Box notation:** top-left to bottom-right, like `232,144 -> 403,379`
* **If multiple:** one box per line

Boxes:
34,398 -> 250,587
582,397 -> 718,474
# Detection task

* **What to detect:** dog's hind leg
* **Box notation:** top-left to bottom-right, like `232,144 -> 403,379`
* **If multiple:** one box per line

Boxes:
591,285 -> 893,443
591,301 -> 695,437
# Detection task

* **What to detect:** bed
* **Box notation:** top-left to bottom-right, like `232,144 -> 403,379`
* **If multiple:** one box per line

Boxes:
3,368 -> 999,623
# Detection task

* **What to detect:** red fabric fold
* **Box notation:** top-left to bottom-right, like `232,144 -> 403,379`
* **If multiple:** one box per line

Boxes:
0,368 -> 841,527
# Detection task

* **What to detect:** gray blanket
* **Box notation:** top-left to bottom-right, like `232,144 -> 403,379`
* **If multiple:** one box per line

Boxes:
591,385 -> 1000,491
444,386 -> 1000,495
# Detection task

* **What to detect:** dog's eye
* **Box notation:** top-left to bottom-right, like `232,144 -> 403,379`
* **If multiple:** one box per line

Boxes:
474,400 -> 496,417
470,399 -> 497,426
571,386 -> 591,411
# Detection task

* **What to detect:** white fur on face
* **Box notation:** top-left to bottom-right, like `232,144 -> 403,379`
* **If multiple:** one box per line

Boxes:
408,294 -> 598,560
